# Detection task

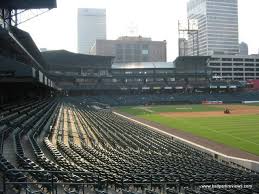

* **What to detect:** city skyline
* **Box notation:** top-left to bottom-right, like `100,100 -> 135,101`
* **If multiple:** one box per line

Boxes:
19,0 -> 259,61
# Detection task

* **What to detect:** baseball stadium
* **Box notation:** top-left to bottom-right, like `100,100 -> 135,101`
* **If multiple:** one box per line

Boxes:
1,1 -> 259,194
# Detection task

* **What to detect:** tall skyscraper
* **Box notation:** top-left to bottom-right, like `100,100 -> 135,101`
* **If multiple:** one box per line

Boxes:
239,42 -> 248,55
187,0 -> 239,56
77,8 -> 106,54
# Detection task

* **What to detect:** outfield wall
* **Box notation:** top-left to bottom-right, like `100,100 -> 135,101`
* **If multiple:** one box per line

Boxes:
242,101 -> 259,104
114,112 -> 259,172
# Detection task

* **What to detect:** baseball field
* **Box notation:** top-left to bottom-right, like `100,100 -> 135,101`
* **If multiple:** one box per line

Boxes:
117,104 -> 259,156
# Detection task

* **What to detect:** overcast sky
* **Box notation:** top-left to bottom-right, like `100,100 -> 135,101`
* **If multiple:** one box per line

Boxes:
19,0 -> 259,61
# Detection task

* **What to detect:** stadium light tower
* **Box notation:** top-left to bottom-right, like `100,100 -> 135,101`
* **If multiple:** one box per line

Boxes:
178,19 -> 199,56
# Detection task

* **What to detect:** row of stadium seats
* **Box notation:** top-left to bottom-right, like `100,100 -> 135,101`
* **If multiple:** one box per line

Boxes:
15,100 -> 60,194
0,99 -> 56,193
1,97 -> 259,193
44,100 -> 258,193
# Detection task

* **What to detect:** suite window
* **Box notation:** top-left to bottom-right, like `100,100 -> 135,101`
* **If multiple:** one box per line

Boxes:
222,58 -> 232,61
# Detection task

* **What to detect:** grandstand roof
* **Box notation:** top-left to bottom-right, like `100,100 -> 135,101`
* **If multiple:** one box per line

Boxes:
0,27 -> 30,63
0,0 -> 56,9
9,26 -> 48,71
174,56 -> 211,66
42,50 -> 114,69
112,62 -> 175,69
0,26 -> 48,73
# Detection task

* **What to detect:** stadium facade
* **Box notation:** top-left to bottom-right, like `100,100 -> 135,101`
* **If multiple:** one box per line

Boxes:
90,36 -> 167,63
42,51 -> 254,94
42,50 -> 114,91
41,50 -> 259,94
187,0 -> 239,56
77,8 -> 106,54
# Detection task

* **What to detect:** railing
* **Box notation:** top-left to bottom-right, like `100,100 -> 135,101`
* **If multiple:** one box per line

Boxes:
2,169 -> 101,194
120,173 -> 259,192
2,169 -> 259,194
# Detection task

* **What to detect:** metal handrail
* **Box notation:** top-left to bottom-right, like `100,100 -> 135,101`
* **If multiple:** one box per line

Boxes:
3,169 -> 259,194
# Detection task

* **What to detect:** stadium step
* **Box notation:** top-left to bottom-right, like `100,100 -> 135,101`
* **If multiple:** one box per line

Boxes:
3,132 -> 17,167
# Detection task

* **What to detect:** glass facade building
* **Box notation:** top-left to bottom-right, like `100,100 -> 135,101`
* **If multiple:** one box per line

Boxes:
187,0 -> 239,56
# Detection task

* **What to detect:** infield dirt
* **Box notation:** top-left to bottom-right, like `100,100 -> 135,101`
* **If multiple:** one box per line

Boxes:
159,104 -> 259,118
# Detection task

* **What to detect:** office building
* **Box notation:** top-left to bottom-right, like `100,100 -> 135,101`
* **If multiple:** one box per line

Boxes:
90,36 -> 167,63
187,0 -> 239,56
209,55 -> 259,81
179,38 -> 189,56
77,8 -> 106,54
239,42 -> 248,55
40,48 -> 48,52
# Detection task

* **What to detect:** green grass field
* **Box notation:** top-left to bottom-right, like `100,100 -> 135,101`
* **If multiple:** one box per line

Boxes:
116,104 -> 259,156
246,103 -> 259,106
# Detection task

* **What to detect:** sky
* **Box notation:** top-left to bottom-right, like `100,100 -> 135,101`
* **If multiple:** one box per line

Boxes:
19,0 -> 259,61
